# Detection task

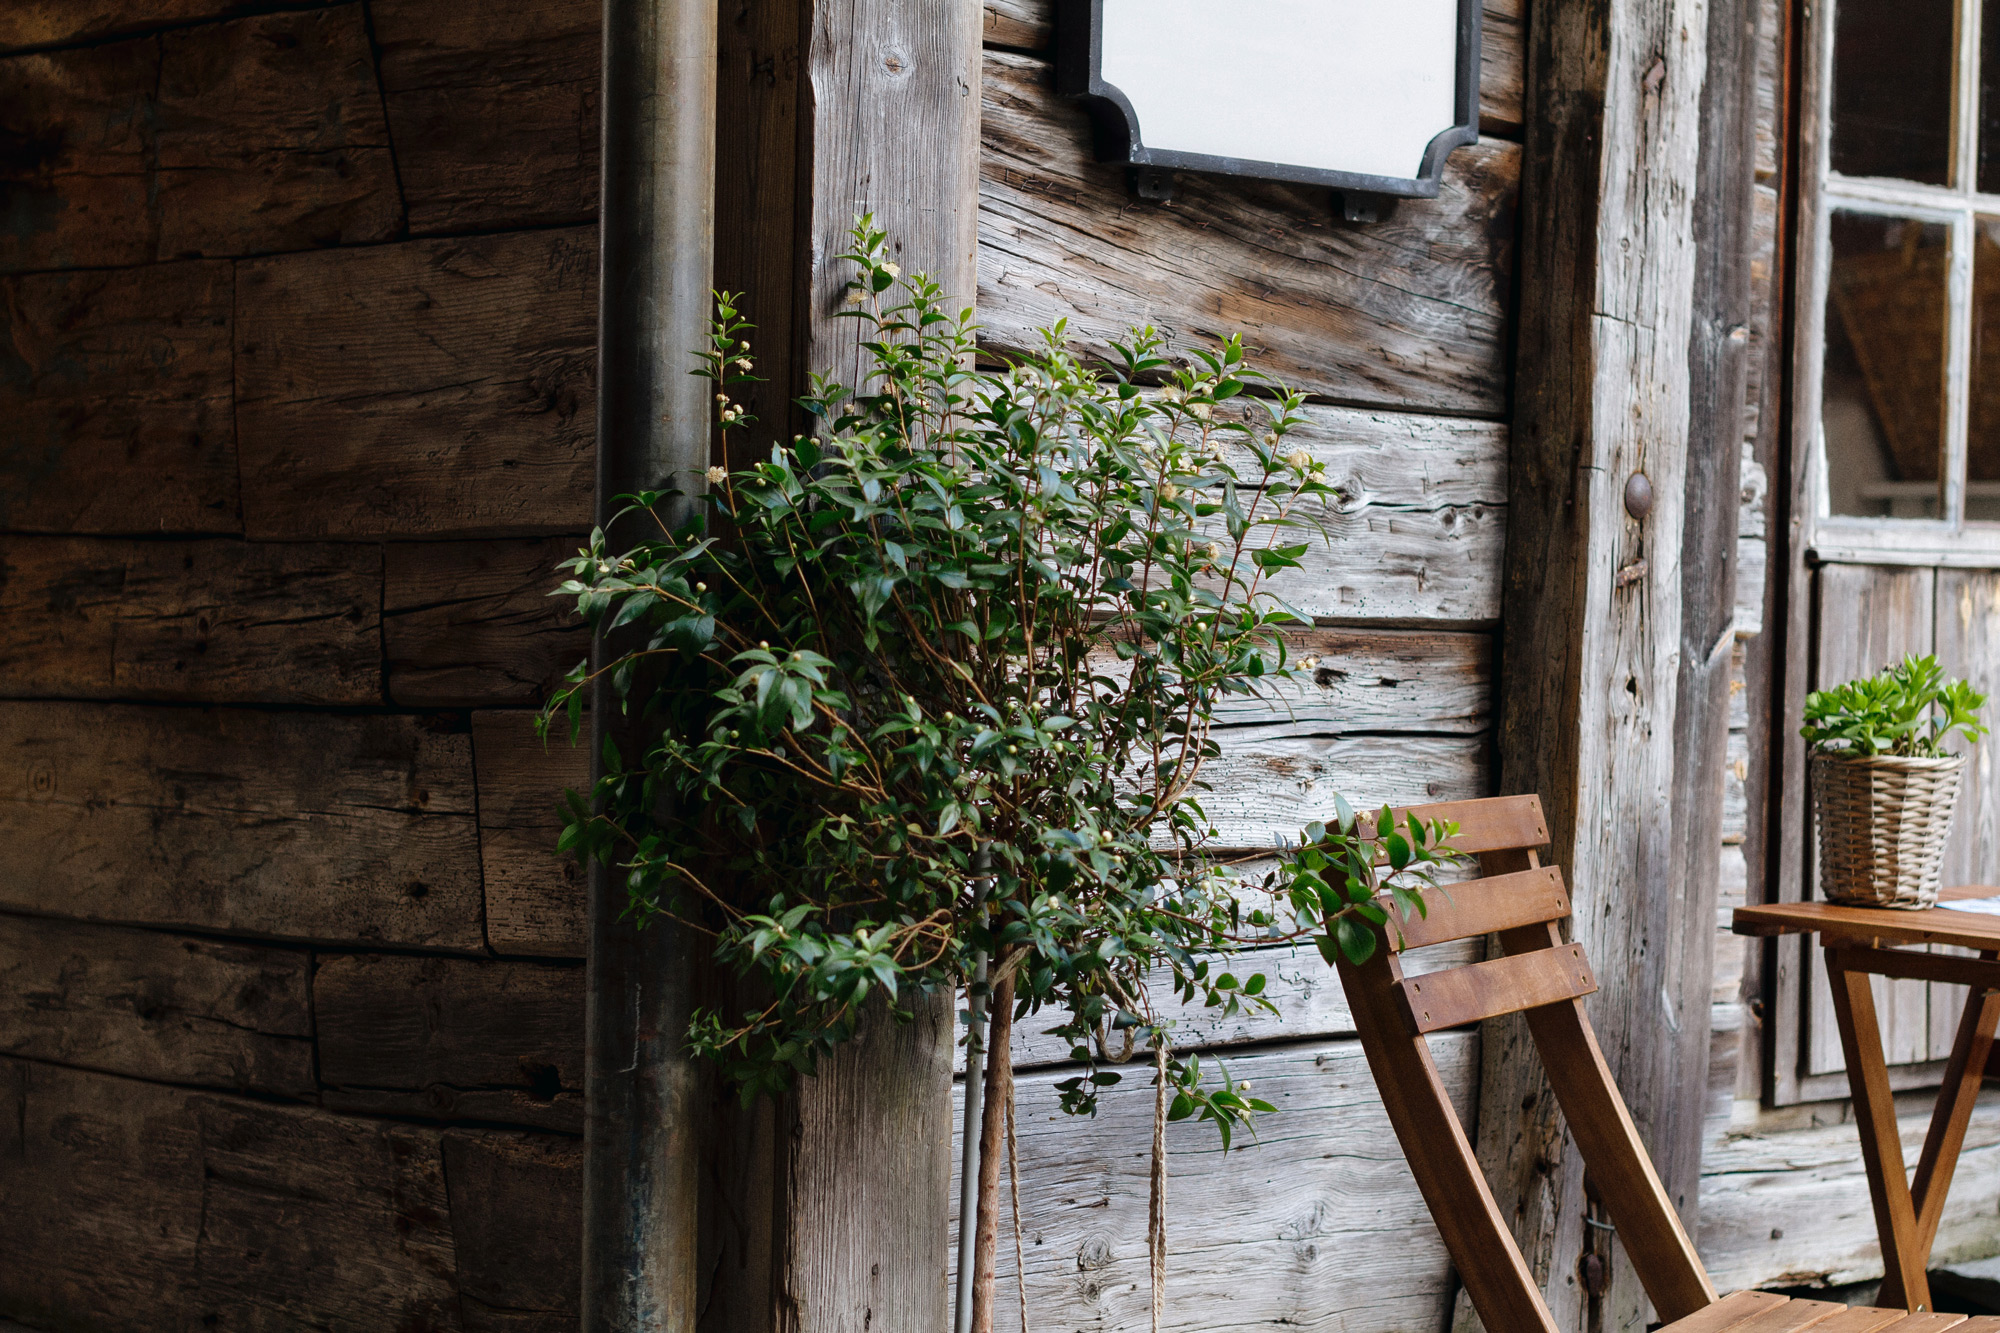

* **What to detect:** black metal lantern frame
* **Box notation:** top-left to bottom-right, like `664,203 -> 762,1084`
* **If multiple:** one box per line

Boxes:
1054,0 -> 1483,205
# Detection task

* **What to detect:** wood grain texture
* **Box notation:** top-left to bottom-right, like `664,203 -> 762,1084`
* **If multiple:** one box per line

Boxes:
1477,0 -> 1722,1322
0,0 -> 333,53
1203,629 -> 1492,733
0,8 -> 400,272
775,6 -> 982,1331
946,1034 -> 1482,1333
373,0 -> 599,234
783,991 -> 955,1333
1402,944 -> 1598,1033
385,537 -> 589,706
979,50 -> 1519,418
474,710 -> 589,959
444,1131 -> 583,1330
978,0 -> 1526,137
315,953 -> 584,1134
0,536 -> 380,704
971,935 -> 1485,1073
0,912 -> 312,1095
0,702 -> 483,949
1193,728 -> 1487,853
0,261 -> 238,535
235,229 -> 596,539
1700,1093 -> 2000,1291
190,1094 -> 460,1332
0,1058 -> 204,1331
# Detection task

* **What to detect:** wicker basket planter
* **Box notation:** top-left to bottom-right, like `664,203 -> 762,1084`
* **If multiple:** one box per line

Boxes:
1811,752 -> 1966,909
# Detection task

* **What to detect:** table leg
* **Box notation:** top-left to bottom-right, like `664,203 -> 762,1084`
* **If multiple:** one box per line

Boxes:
1825,945 -> 1932,1311
1895,954 -> 2000,1299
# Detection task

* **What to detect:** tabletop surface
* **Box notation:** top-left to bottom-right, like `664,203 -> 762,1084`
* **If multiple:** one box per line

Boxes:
1733,886 -> 2000,951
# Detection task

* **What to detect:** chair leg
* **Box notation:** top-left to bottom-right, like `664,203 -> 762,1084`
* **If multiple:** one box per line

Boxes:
1826,946 -> 1933,1311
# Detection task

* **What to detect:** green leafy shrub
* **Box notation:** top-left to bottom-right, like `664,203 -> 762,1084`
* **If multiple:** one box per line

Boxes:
1800,653 -> 1988,758
544,219 -> 1452,1140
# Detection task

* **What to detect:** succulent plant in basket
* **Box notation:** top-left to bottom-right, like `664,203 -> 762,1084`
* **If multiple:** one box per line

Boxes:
1800,655 -> 1988,909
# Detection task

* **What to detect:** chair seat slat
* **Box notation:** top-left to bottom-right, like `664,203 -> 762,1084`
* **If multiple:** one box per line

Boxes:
1802,1310 -> 1928,1333
1397,943 -> 1597,1033
1387,866 -> 1571,951
1657,1291 -> 1792,1333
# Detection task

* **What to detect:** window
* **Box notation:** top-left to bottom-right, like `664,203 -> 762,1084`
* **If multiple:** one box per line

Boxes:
1805,0 -> 2000,552
1780,0 -> 2000,1103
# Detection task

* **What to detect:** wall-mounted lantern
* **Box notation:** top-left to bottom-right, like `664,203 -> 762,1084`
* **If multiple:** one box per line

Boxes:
1056,0 -> 1482,221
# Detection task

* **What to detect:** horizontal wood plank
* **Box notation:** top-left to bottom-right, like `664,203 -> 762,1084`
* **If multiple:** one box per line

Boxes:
191,1093 -> 459,1330
0,913 -> 312,1096
0,261 -> 238,535
235,228 -> 596,538
979,50 -> 1518,417
974,934 -> 1484,1072
385,537 -> 589,706
374,0 -> 599,233
0,1058 -> 204,1328
0,0 -> 329,52
442,1131 -> 583,1326
315,953 -> 584,1133
0,703 -> 484,949
0,536 -> 380,704
1388,866 -> 1570,951
475,710 -> 589,958
1195,728 -> 1489,852
948,1034 -> 1480,1333
1700,1093 -> 2000,1290
980,0 -> 1525,137
0,8 -> 399,272
1399,945 -> 1597,1032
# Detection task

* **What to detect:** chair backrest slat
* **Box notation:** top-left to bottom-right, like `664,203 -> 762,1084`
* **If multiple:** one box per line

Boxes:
1389,866 -> 1572,951
1395,794 -> 1550,856
1332,793 -> 1718,1333
1398,942 -> 1597,1033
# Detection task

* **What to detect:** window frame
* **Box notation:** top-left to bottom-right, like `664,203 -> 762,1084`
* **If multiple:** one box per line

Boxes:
1798,0 -> 2000,565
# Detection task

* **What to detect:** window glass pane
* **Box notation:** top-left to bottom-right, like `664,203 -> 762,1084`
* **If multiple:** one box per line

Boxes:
1983,0 -> 2000,191
1972,219 -> 2000,519
1832,0 -> 1955,185
1824,211 -> 1948,518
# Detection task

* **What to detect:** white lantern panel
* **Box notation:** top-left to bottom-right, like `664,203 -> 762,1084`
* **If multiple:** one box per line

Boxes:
1097,0 -> 1463,182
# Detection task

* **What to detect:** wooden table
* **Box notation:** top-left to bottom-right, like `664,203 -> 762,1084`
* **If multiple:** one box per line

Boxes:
1734,887 -> 2000,1311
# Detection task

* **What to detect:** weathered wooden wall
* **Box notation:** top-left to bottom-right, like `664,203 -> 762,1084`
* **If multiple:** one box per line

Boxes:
6,0 -> 1946,1326
0,0 -> 592,1328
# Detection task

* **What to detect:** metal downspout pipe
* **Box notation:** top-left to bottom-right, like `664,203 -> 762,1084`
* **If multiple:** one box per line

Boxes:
584,0 -> 716,1328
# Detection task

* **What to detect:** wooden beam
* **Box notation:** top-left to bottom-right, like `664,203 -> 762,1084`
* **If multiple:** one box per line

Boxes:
315,953 -> 584,1134
0,702 -> 484,949
707,4 -> 978,1331
234,229 -> 597,539
384,537 -> 589,707
1478,0 -> 1748,1324
0,536 -> 380,705
0,262 -> 237,536
0,913 -> 312,1097
0,9 -> 399,271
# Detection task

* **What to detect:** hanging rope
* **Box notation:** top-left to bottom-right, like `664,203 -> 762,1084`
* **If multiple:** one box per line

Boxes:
1007,1082 -> 1029,1333
1149,1040 -> 1168,1333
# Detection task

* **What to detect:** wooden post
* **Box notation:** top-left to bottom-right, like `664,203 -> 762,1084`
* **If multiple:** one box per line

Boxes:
1474,0 -> 1757,1326
708,4 -> 981,1332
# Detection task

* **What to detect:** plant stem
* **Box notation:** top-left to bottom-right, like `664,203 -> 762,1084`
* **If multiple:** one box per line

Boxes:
971,968 -> 1016,1333
953,948 -> 989,1333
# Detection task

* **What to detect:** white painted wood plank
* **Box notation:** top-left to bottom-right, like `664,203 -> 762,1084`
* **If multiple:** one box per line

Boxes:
1192,728 -> 1488,852
967,936 -> 1484,1072
949,1033 -> 1480,1333
1700,1093 -> 2000,1291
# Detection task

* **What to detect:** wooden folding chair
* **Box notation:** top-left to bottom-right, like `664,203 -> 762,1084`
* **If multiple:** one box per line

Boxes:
1335,794 -> 1993,1333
